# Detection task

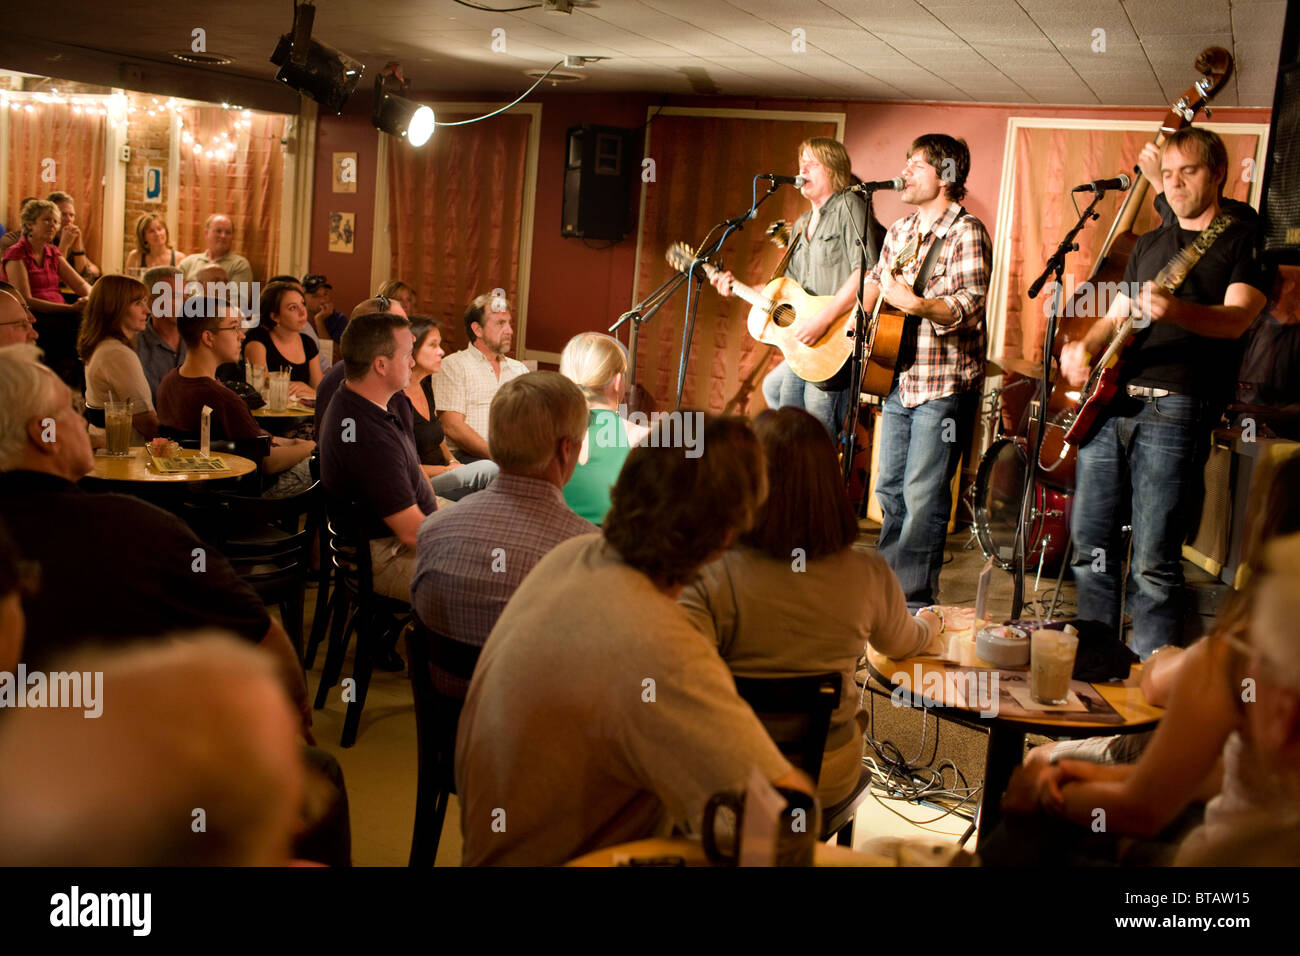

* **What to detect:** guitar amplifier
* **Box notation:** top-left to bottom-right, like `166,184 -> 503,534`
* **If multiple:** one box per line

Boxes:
1259,1 -> 1300,263
562,125 -> 638,241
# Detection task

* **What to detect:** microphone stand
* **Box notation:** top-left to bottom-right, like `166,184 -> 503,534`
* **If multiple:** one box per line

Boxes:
609,270 -> 689,394
1011,187 -> 1106,619
841,185 -> 885,485
673,176 -> 782,410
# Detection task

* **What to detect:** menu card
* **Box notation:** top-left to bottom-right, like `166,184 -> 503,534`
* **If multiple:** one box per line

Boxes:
200,405 -> 212,459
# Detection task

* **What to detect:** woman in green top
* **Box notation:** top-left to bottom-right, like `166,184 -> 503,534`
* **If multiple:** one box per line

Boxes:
558,332 -> 649,524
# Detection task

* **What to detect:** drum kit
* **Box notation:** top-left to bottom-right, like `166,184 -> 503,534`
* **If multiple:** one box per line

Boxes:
971,357 -> 1077,588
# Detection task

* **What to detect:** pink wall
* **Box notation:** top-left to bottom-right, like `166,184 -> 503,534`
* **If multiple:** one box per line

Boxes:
307,91 -> 1270,352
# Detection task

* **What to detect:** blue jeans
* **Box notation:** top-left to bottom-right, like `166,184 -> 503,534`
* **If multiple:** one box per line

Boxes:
430,459 -> 498,501
875,388 -> 978,608
1070,393 -> 1207,659
762,360 -> 850,439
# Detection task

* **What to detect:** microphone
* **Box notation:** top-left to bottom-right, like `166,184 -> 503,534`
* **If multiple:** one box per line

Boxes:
759,174 -> 806,187
1072,173 -> 1132,193
849,177 -> 904,194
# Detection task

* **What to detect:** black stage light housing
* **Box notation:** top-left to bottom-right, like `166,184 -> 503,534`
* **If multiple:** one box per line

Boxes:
371,67 -> 435,147
269,3 -> 363,114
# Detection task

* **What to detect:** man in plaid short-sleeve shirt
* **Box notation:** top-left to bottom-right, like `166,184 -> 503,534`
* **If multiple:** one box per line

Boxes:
860,134 -> 991,607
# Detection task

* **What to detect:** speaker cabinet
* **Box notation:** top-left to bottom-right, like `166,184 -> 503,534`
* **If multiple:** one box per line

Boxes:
562,125 -> 637,241
1259,1 -> 1300,263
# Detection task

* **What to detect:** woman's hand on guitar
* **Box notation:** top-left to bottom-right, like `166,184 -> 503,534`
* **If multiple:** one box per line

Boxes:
710,271 -> 735,298
1060,341 -> 1091,388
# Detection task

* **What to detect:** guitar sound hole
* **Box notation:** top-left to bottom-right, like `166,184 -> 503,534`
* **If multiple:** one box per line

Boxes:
772,304 -> 796,328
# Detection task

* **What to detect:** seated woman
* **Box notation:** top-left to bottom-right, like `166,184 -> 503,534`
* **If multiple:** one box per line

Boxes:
557,332 -> 650,524
401,318 -> 497,501
78,274 -> 159,445
679,407 -> 943,807
377,278 -> 417,318
2,199 -> 91,386
124,214 -> 184,275
244,281 -> 322,400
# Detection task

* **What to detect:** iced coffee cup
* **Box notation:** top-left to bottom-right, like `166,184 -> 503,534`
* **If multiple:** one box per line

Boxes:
1030,628 -> 1078,705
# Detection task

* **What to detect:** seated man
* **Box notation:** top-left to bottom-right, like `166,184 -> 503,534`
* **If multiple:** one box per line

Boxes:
0,343 -> 311,736
319,311 -> 434,603
0,282 -> 39,347
47,191 -> 101,283
314,295 -> 408,434
455,415 -> 812,865
303,273 -> 349,342
136,265 -> 187,400
179,215 -> 253,285
157,297 -> 314,497
411,372 -> 596,699
435,291 -> 529,463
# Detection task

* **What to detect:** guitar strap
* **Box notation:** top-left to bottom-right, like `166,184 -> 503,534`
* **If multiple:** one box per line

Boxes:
895,205 -> 966,374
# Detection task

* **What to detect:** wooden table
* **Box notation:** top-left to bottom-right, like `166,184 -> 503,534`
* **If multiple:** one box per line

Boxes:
251,403 -> 314,419
567,837 -> 895,867
88,448 -> 257,483
865,646 -> 1162,843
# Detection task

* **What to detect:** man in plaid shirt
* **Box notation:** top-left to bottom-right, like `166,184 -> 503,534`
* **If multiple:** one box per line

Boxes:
836,134 -> 990,607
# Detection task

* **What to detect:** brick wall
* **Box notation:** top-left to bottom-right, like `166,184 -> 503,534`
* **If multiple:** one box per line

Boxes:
120,93 -> 176,272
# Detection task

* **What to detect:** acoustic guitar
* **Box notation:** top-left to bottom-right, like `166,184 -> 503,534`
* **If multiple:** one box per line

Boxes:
666,241 -> 909,396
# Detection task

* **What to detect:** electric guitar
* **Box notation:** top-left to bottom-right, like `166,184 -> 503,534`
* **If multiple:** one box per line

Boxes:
666,241 -> 910,395
1037,214 -> 1235,473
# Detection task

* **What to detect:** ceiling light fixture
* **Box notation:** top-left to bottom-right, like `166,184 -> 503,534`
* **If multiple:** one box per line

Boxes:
268,1 -> 363,114
371,63 -> 434,147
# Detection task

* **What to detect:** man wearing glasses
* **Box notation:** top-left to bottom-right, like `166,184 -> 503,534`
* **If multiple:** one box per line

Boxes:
0,283 -> 38,346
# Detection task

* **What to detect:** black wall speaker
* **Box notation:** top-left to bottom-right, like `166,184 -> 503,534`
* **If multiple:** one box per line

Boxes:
1259,1 -> 1300,264
562,125 -> 638,241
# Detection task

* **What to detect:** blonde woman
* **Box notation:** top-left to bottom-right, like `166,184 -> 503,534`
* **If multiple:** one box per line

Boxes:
78,274 -> 158,444
557,332 -> 649,523
377,279 -> 417,318
124,214 -> 184,274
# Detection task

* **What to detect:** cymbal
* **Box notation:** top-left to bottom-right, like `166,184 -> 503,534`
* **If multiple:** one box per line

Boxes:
985,359 -> 1003,377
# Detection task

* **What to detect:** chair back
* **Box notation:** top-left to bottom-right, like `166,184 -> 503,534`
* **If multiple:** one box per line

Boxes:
207,481 -> 321,595
732,673 -> 843,785
406,618 -> 469,785
323,491 -> 373,604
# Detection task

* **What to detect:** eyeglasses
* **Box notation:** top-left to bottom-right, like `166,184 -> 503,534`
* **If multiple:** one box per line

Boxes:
0,318 -> 35,331
212,323 -> 244,334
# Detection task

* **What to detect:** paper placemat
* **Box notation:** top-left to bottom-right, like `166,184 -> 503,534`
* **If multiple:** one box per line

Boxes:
1008,686 -> 1088,713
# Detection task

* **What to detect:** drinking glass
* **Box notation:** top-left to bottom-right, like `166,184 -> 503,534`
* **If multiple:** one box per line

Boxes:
1030,629 -> 1079,705
103,400 -> 133,457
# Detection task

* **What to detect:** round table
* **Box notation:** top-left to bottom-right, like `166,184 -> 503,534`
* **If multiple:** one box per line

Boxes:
567,837 -> 895,867
88,448 -> 257,483
251,404 -> 314,420
865,646 -> 1162,843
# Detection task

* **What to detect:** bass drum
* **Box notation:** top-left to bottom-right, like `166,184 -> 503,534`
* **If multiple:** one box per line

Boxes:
974,437 -> 1074,572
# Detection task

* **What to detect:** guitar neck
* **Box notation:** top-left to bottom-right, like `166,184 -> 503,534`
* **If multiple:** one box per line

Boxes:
698,262 -> 771,313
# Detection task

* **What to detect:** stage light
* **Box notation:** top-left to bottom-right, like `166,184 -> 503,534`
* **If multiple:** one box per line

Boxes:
268,2 -> 363,115
371,64 -> 434,147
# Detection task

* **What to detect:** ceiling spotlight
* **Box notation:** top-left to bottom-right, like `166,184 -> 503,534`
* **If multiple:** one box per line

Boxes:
371,63 -> 434,147
269,2 -> 363,114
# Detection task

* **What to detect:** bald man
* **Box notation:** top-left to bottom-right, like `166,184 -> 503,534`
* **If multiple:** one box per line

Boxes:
313,295 -> 408,434
0,634 -> 304,865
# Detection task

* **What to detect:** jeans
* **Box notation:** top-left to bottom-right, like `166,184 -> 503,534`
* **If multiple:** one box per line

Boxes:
1070,392 -> 1208,659
430,458 -> 498,501
875,387 -> 977,608
762,360 -> 850,439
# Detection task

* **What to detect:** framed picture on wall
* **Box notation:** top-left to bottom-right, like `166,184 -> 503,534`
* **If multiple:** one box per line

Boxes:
328,211 -> 355,254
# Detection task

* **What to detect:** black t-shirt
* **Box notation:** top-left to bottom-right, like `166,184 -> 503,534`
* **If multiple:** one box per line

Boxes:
319,382 -> 437,540
410,377 -> 446,466
0,470 -> 270,669
244,326 -> 319,384
1120,213 -> 1268,398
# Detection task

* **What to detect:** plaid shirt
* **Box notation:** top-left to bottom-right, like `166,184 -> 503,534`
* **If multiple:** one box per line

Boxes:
410,474 -> 598,698
867,202 -> 990,408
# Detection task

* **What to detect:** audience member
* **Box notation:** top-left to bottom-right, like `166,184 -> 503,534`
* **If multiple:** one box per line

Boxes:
319,312 -> 435,604
0,343 -> 310,734
194,262 -> 230,288
0,518 -> 30,675
0,636 -> 305,866
0,197 -> 37,256
412,372 -> 593,699
0,282 -> 39,347
680,408 -> 943,806
78,274 -> 158,444
157,298 -> 314,497
314,296 -> 407,434
268,273 -> 329,373
136,265 -> 187,400
404,318 -> 497,501
47,191 -> 100,282
558,331 -> 650,523
303,273 -> 348,341
245,281 -> 322,399
179,214 -> 253,285
435,290 -> 528,462
124,212 -> 185,273
455,415 -> 813,866
377,278 -> 417,317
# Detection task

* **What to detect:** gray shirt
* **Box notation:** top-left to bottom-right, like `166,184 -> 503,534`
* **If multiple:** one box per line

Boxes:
136,320 -> 187,401
784,189 -> 874,296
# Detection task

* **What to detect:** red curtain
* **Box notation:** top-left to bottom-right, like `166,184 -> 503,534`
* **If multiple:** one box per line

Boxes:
1001,125 -> 1261,366
4,99 -> 106,259
633,113 -> 838,414
387,111 -> 531,352
176,107 -> 285,282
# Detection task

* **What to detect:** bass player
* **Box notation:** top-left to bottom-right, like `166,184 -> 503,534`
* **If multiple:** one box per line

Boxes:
710,137 -> 880,438
1060,127 -> 1269,658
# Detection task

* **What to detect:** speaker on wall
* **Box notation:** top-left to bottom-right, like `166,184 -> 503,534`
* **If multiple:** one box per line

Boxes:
1258,0 -> 1300,264
562,125 -> 637,241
